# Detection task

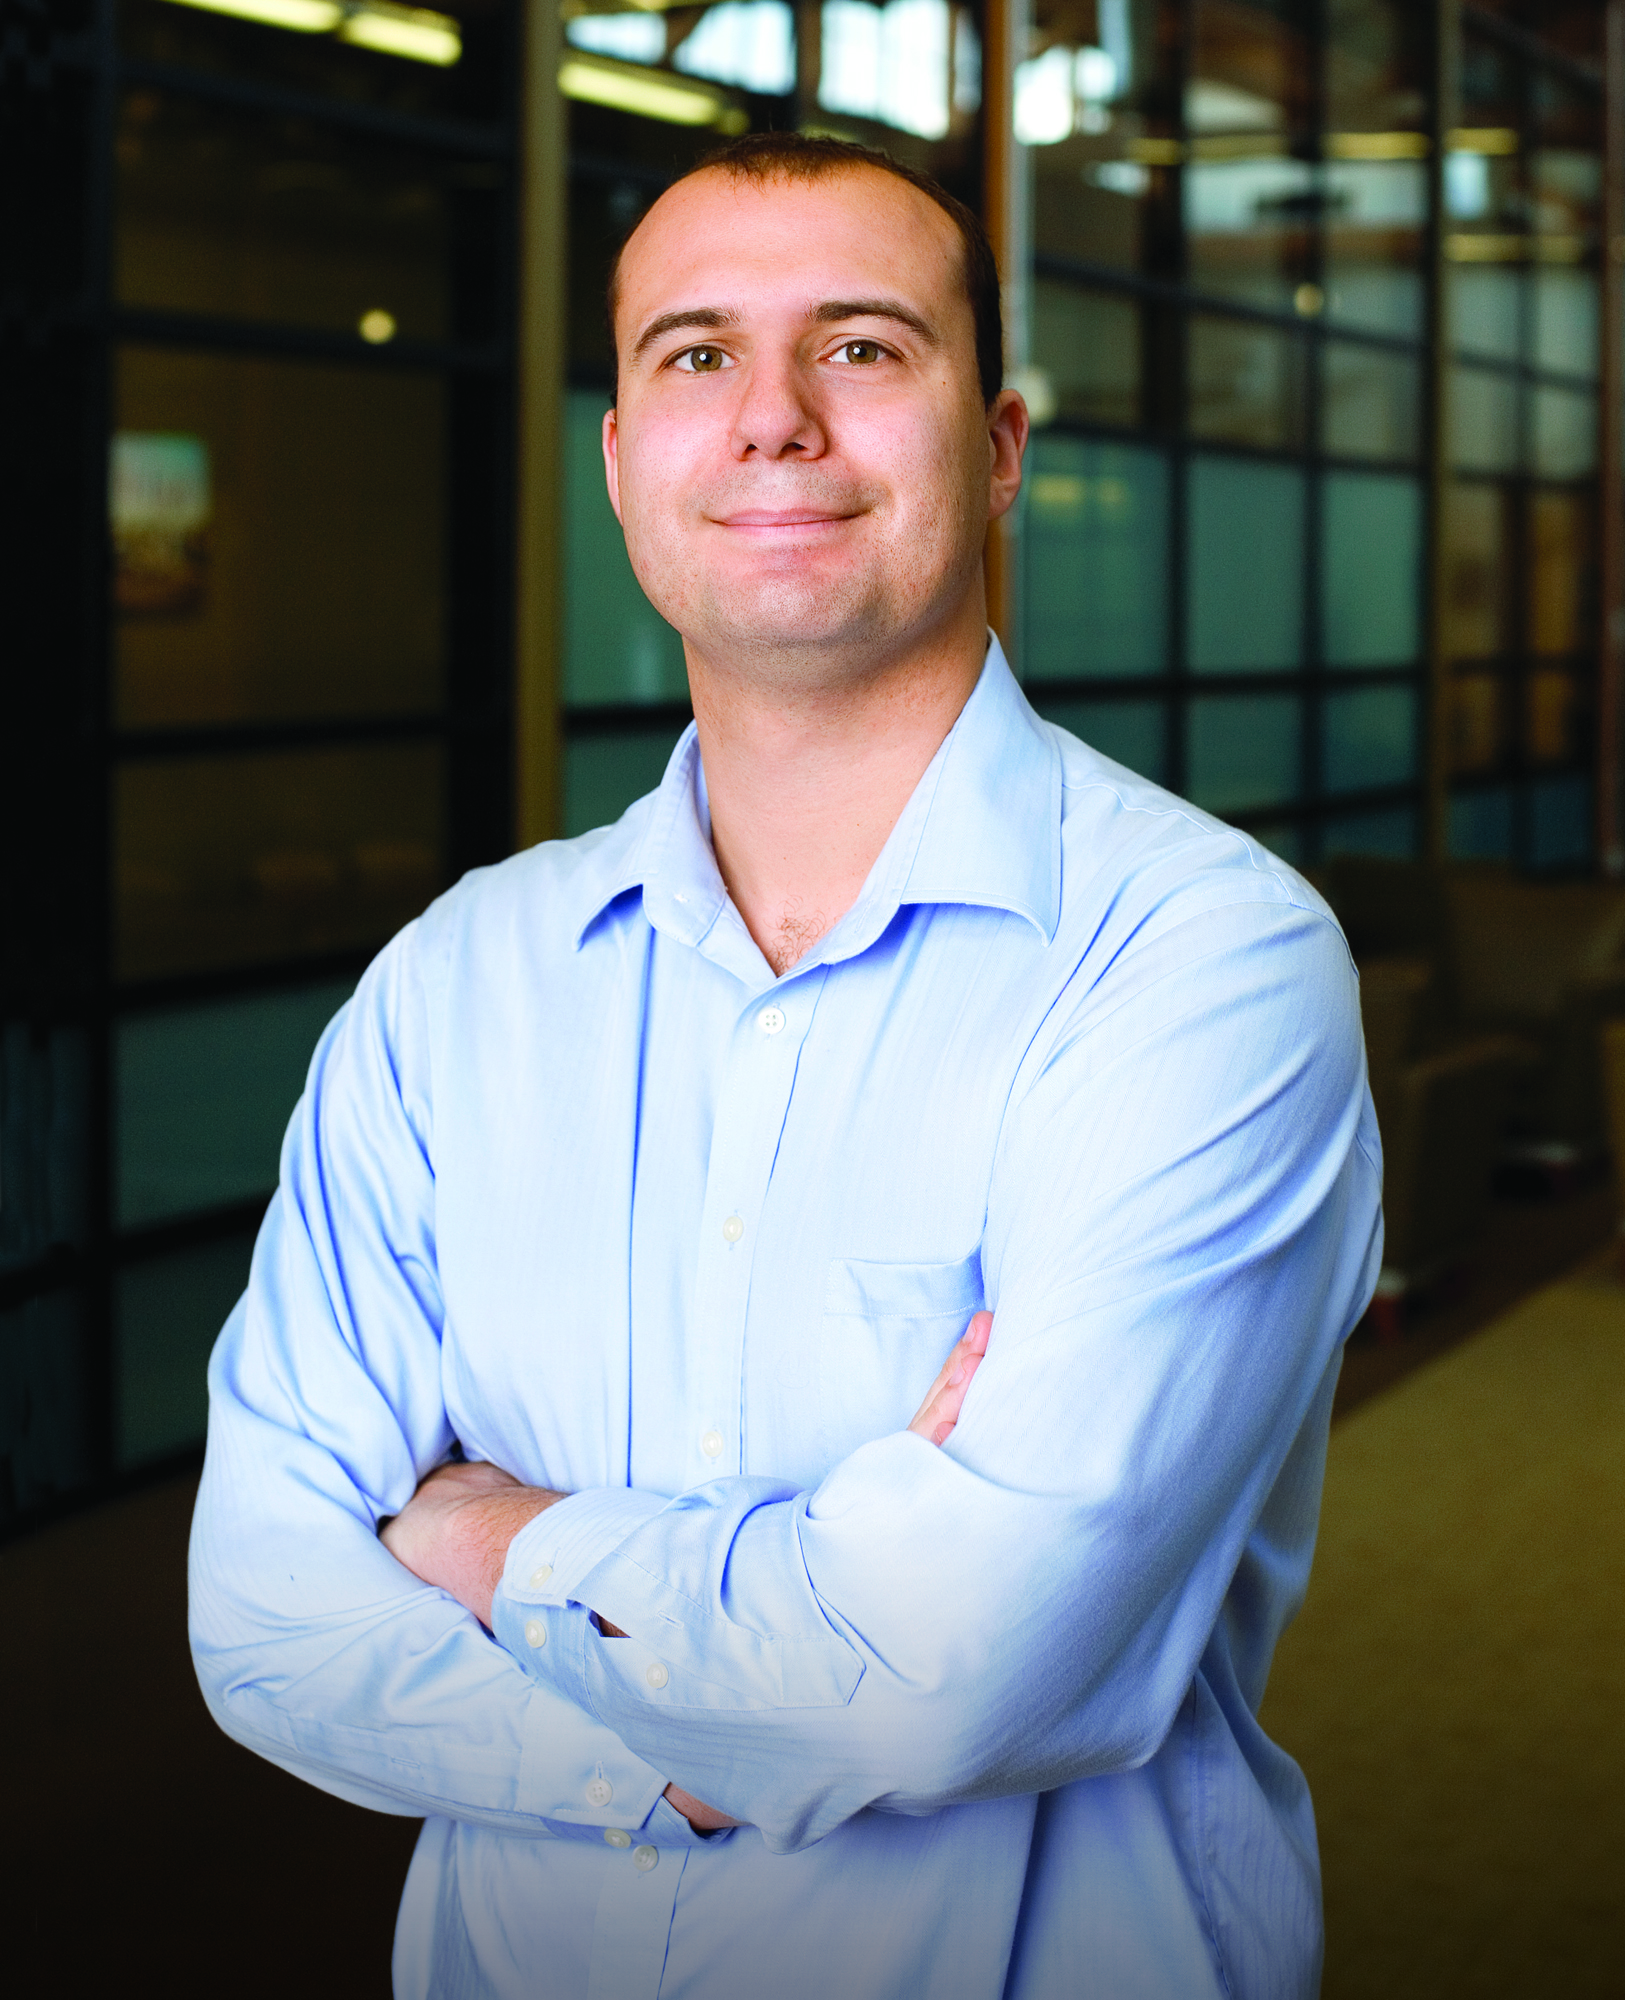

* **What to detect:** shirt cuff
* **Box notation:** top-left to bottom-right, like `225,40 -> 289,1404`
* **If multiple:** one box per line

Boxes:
490,1492 -> 674,1831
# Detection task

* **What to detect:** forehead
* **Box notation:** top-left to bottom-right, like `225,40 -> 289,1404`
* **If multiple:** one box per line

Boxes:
614,167 -> 965,335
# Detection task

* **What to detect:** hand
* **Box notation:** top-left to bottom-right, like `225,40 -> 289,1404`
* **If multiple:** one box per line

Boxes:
908,1310 -> 992,1445
380,1459 -> 565,1628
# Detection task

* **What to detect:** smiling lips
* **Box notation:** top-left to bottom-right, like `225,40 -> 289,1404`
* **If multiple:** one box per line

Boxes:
714,508 -> 859,532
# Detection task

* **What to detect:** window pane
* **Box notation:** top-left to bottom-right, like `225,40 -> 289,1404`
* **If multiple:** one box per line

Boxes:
1031,698 -> 1165,783
1188,456 -> 1305,672
1442,481 -> 1509,660
1187,694 -> 1302,813
1450,268 -> 1521,362
115,88 -> 480,342
1450,674 -> 1504,774
1322,341 -> 1420,460
1526,669 -> 1583,766
1029,282 -> 1140,427
1022,437 -> 1168,681
1530,775 -> 1591,869
1322,471 -> 1422,667
1529,489 -> 1593,656
114,348 -> 444,729
0,1291 -> 91,1522
1323,164 -> 1426,340
1321,806 -> 1417,858
1450,363 -> 1519,472
115,981 -> 353,1230
115,1235 -> 254,1469
1449,784 -> 1512,860
1532,268 -> 1598,378
565,728 -> 687,838
1189,316 -> 1305,448
1246,820 -> 1302,865
1531,384 -> 1596,478
116,742 -> 443,981
1323,684 -> 1416,793
0,1025 -> 88,1273
564,388 -> 688,707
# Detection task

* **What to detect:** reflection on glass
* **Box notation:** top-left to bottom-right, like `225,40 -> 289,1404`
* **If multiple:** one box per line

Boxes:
1189,315 -> 1304,448
1184,153 -> 1312,311
820,0 -> 969,139
566,729 -> 687,838
116,981 -> 353,1228
1322,471 -> 1421,668
1029,282 -> 1139,426
1322,160 -> 1425,338
1448,784 -> 1512,861
115,348 -> 443,728
0,1292 -> 90,1516
1323,685 -> 1415,793
676,3 -> 796,95
1529,489 -> 1592,656
116,741 -> 443,980
1030,698 -> 1165,783
1188,455 -> 1305,672
1450,267 -> 1521,361
1322,342 -> 1419,460
1021,436 -> 1168,681
1530,774 -> 1591,869
0,1025 -> 88,1273
1449,673 -> 1502,773
1192,1 -> 1307,131
1450,363 -> 1519,472
115,1236 -> 254,1468
1325,0 -> 1428,134
115,87 -> 469,340
1532,268 -> 1598,378
1531,384 -> 1596,478
565,389 -> 688,706
1187,694 -> 1302,814
1442,481 -> 1507,660
1527,669 -> 1581,765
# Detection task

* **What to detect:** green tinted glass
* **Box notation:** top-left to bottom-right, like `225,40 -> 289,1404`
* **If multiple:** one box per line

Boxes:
565,728 -> 688,837
1032,699 -> 1166,784
1187,695 -> 1302,812
115,1235 -> 255,1468
1022,437 -> 1168,681
564,389 -> 687,707
1188,457 -> 1305,672
1322,471 -> 1422,668
1323,685 -> 1417,793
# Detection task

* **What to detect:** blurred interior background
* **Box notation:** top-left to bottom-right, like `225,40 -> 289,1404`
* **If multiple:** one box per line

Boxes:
2,4 -> 1622,1992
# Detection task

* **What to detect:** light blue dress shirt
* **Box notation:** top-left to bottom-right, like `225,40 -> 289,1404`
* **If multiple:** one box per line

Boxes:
191,638 -> 1382,2000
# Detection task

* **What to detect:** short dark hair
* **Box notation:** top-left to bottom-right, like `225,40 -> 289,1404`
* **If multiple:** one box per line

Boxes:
605,131 -> 1004,408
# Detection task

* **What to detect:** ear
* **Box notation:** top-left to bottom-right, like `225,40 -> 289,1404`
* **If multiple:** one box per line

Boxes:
603,407 -> 624,526
985,388 -> 1029,525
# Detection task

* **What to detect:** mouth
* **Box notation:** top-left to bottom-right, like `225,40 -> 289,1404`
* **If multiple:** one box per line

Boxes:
712,508 -> 859,533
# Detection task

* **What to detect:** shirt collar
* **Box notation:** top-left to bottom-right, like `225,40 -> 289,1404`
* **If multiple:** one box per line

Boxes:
571,634 -> 1061,958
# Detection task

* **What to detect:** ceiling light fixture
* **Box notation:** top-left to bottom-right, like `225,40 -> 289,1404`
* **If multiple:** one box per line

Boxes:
157,0 -> 461,66
558,52 -> 748,132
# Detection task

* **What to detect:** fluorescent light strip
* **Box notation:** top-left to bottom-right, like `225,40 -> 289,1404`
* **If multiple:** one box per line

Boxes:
559,53 -> 747,132
163,0 -> 341,29
158,0 -> 461,66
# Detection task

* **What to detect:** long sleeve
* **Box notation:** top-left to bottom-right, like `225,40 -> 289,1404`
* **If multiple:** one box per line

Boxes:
187,918 -> 670,1837
491,902 -> 1382,1853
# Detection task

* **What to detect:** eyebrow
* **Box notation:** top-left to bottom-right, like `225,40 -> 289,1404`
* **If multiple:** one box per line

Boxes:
629,297 -> 939,363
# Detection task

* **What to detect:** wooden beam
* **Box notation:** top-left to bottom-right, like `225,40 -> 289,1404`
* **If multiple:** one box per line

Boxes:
515,0 -> 565,851
1422,0 -> 1460,865
1598,1 -> 1625,875
982,0 -> 1017,649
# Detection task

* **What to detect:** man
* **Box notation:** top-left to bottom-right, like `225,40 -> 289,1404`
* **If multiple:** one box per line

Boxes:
191,135 -> 1381,1999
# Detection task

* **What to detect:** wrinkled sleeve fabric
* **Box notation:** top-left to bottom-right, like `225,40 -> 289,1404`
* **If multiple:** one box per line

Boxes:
187,915 -> 670,1837
493,899 -> 1382,1853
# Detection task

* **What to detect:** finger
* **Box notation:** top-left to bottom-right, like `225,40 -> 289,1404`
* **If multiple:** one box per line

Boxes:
908,1346 -> 983,1443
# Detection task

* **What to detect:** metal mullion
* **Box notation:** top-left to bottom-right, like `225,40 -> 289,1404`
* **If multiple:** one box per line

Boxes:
112,304 -> 505,374
114,945 -> 381,1016
116,54 -> 513,158
114,1194 -> 274,1269
564,699 -> 696,737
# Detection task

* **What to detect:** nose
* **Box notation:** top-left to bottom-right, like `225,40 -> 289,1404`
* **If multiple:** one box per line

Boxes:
729,351 -> 827,462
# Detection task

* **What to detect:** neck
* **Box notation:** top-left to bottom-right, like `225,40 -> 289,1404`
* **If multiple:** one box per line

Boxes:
690,593 -> 988,977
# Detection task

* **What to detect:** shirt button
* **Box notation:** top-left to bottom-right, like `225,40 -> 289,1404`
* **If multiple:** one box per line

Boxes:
722,1214 -> 744,1243
604,1827 -> 632,1848
523,1620 -> 547,1649
700,1429 -> 724,1459
646,1662 -> 669,1689
529,1565 -> 553,1589
633,1845 -> 659,1872
585,1777 -> 613,1807
757,1005 -> 786,1035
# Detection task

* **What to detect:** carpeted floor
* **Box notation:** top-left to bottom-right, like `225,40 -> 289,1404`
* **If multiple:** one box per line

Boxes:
1259,1248 -> 1625,1999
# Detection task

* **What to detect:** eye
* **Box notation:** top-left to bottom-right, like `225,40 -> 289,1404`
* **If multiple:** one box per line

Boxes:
831,339 -> 885,366
672,345 -> 729,373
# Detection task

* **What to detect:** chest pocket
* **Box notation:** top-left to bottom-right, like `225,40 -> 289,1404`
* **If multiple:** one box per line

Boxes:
824,1251 -> 985,1324
811,1250 -> 985,1469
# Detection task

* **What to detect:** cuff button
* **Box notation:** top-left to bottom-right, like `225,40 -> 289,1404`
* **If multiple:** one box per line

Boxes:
524,1620 -> 547,1649
604,1828 -> 632,1848
529,1565 -> 553,1589
585,1777 -> 613,1807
